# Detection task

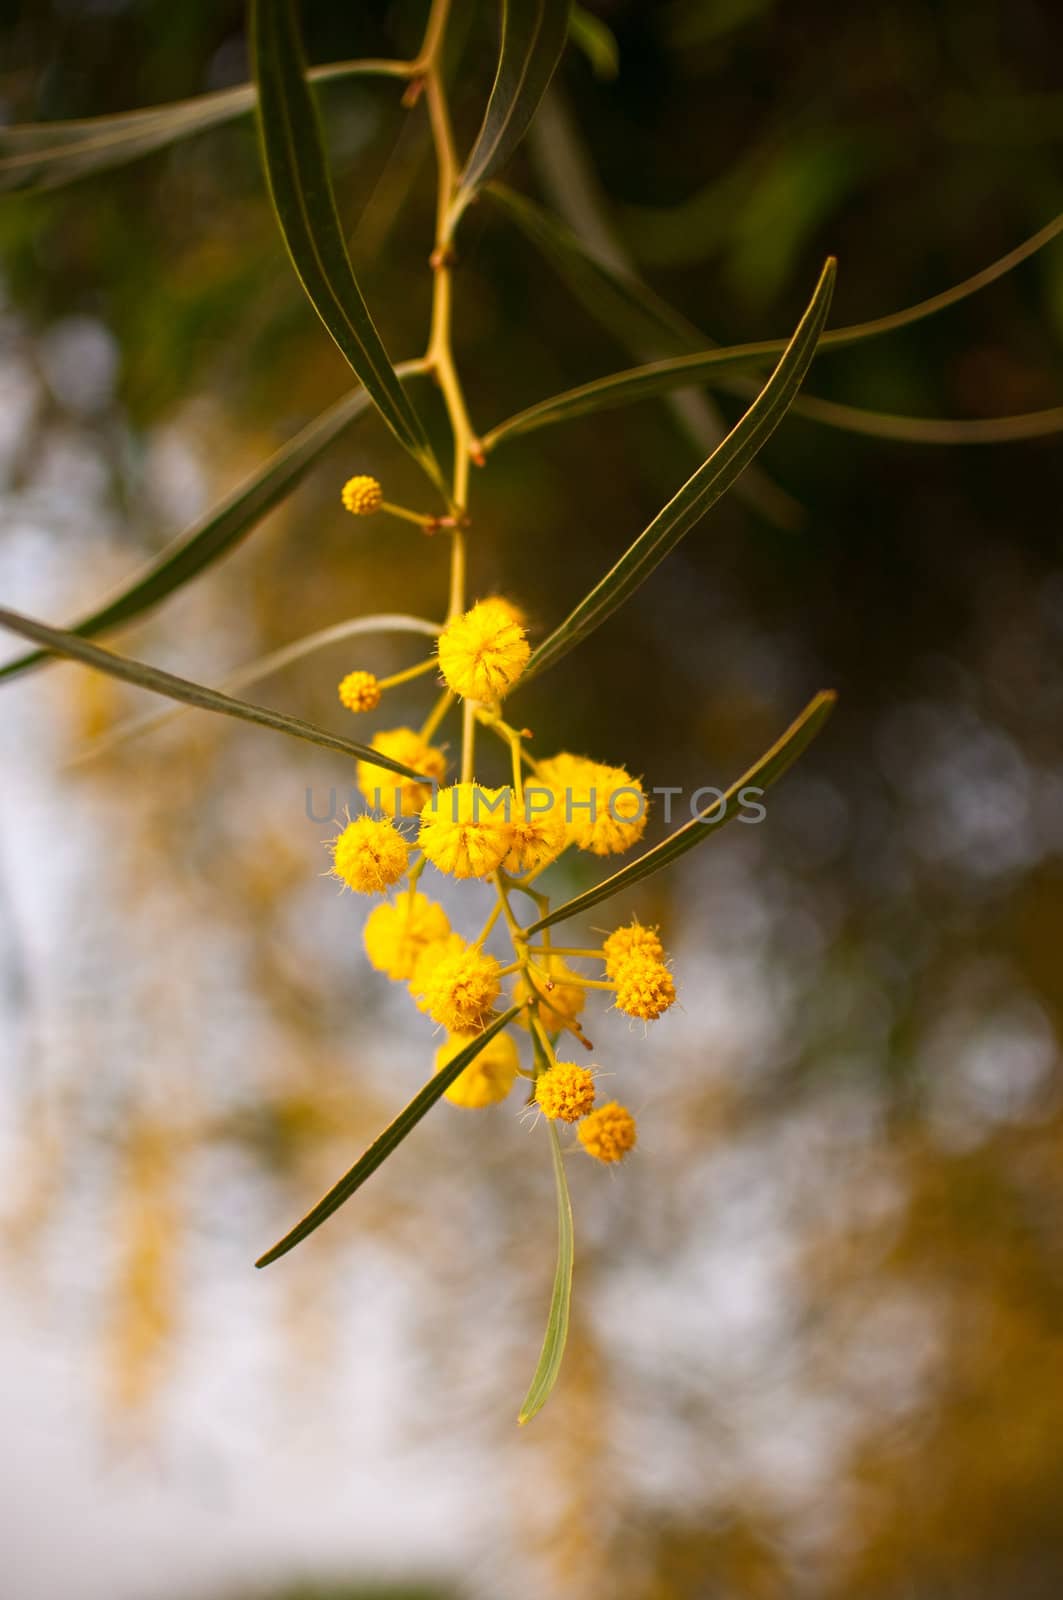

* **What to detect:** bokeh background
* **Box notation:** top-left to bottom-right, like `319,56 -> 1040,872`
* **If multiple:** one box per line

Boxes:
2,1 -> 1063,1597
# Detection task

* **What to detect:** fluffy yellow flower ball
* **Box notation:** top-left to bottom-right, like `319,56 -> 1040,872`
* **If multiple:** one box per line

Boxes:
577,1101 -> 637,1163
420,945 -> 502,1032
408,931 -> 465,1013
534,1062 -> 596,1122
502,803 -> 567,874
602,920 -> 665,979
330,816 -> 409,895
535,752 -> 598,848
612,950 -> 676,1021
514,959 -> 586,1033
338,670 -> 381,713
363,890 -> 450,981
341,475 -> 382,516
357,727 -> 447,818
536,753 -> 648,855
437,597 -> 530,702
418,783 -> 513,879
434,1029 -> 520,1108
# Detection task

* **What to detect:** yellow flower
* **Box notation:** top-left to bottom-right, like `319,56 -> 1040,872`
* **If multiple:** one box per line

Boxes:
420,945 -> 502,1032
536,753 -> 647,854
418,783 -> 513,879
330,816 -> 408,895
582,763 -> 648,856
341,475 -> 382,516
480,595 -> 527,629
515,958 -> 586,1033
437,597 -> 530,702
363,891 -> 450,981
613,950 -> 676,1021
534,1062 -> 595,1122
603,920 -> 665,979
502,802 -> 567,874
357,727 -> 447,818
338,669 -> 381,713
535,752 -> 598,847
578,1101 -> 637,1163
409,931 -> 465,1013
434,1029 -> 520,1108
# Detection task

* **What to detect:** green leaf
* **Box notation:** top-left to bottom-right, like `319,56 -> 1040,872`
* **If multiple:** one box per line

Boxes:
250,0 -> 442,488
766,392 -> 1063,444
256,1006 -> 524,1266
482,341 -> 786,451
518,1119 -> 574,1424
520,99 -> 802,531
0,605 -> 436,779
489,182 -> 701,355
525,691 -> 836,935
486,189 -> 1063,447
521,257 -> 835,683
568,5 -> 620,79
450,0 -> 575,226
0,60 -> 407,194
71,612 -> 442,767
488,361 -> 1063,455
0,377 -> 421,685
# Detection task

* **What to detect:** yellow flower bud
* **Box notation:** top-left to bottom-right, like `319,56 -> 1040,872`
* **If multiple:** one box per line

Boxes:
534,1062 -> 595,1122
613,950 -> 676,1021
341,475 -> 382,516
338,670 -> 381,713
578,1100 -> 637,1163
602,920 -> 665,979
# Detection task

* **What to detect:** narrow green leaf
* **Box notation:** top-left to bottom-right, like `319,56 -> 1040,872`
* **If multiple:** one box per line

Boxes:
487,360 -> 1063,454
568,5 -> 619,80
487,187 -> 1063,445
0,606 -> 436,779
0,60 -> 407,194
521,258 -> 835,683
522,98 -> 802,531
450,0 -> 574,226
0,376 -> 422,685
256,1006 -> 524,1267
525,691 -> 836,935
489,182 -> 701,355
71,613 -> 442,767
250,0 -> 442,488
482,341 -> 785,451
518,1119 -> 574,1424
763,392 -> 1063,445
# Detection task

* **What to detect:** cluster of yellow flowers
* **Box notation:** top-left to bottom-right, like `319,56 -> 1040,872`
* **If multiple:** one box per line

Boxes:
328,477 -> 679,1163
